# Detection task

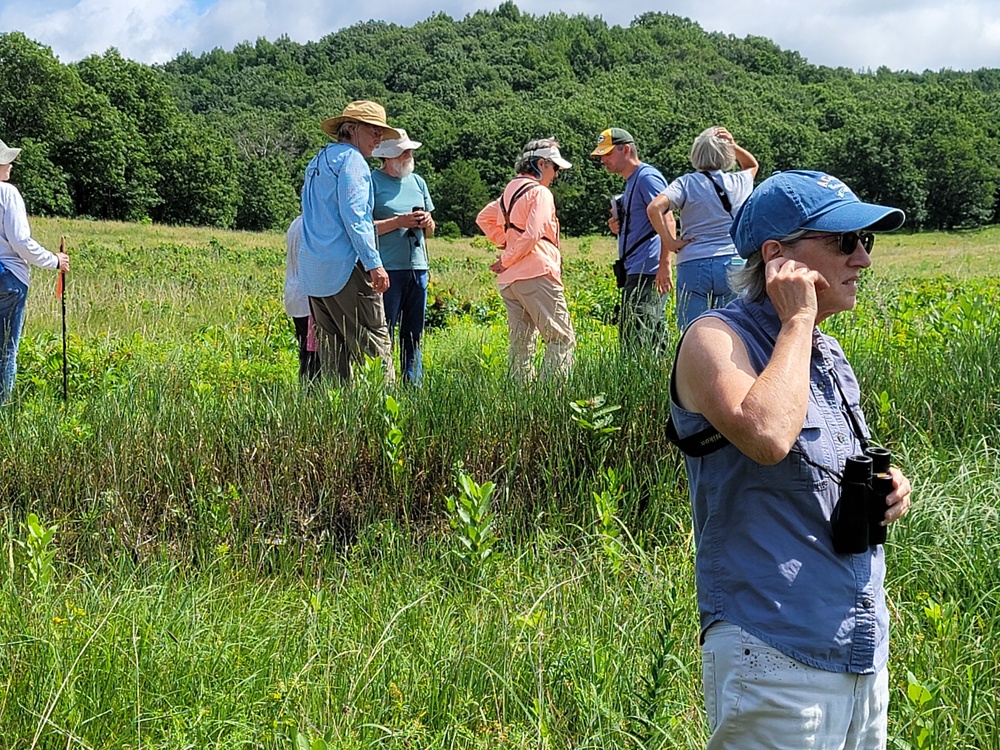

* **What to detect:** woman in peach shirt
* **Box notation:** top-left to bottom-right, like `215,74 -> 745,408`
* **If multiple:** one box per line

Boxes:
476,138 -> 576,378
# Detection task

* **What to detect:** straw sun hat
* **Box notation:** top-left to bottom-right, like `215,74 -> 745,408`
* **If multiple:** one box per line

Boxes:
321,101 -> 402,139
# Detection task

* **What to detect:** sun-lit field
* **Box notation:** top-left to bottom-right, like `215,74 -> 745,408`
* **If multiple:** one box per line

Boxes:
2,217 -> 999,748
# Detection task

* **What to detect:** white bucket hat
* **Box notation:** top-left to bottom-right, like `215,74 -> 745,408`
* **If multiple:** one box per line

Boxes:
0,139 -> 22,165
372,129 -> 423,159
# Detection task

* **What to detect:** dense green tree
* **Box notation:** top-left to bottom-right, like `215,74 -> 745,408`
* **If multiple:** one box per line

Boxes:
57,91 -> 153,221
235,155 -> 300,231
154,117 -> 240,228
431,159 -> 492,236
821,115 -> 927,225
6,8 -> 1000,232
0,32 -> 82,143
10,138 -> 74,217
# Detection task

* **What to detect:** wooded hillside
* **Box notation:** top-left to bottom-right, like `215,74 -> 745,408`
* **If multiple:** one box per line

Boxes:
3,2 -> 998,234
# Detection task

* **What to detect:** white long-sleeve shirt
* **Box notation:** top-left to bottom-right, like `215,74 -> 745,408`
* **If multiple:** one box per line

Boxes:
0,181 -> 58,287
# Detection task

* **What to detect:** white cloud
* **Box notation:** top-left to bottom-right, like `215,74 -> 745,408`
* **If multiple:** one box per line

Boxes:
1,0 -> 998,71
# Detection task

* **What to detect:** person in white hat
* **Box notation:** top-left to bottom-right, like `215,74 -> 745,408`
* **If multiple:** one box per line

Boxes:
0,138 -> 70,403
476,138 -> 576,379
298,101 -> 402,383
371,129 -> 435,384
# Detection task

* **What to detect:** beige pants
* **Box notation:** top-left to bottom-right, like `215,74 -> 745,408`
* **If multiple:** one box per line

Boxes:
499,275 -> 575,379
309,263 -> 393,383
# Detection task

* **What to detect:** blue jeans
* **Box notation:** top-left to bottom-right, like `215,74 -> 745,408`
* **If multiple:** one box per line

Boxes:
675,256 -> 740,330
0,265 -> 28,404
382,269 -> 428,383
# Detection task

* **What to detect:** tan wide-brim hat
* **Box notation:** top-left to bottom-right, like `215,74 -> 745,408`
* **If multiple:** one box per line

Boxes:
0,139 -> 22,165
321,100 -> 403,139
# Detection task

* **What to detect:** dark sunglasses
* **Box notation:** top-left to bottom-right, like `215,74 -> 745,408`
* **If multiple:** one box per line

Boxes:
797,231 -> 875,255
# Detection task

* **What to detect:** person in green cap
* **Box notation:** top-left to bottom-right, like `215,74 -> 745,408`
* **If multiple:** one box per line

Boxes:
592,127 -> 675,353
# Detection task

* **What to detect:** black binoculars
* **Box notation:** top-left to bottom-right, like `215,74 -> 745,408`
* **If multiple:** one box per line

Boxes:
831,446 -> 894,554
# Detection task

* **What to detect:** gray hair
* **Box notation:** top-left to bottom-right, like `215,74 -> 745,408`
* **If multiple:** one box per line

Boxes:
336,121 -> 360,143
728,228 -> 811,302
514,138 -> 560,176
690,127 -> 735,172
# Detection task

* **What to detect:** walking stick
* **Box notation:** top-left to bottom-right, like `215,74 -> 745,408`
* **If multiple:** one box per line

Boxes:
57,236 -> 67,402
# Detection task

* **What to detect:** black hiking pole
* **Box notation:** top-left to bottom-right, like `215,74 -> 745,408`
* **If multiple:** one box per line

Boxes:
57,236 -> 67,402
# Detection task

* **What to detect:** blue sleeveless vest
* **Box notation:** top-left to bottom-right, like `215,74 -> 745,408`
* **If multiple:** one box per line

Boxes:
670,297 -> 888,673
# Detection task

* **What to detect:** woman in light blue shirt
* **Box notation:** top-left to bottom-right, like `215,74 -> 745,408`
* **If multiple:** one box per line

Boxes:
299,101 -> 401,382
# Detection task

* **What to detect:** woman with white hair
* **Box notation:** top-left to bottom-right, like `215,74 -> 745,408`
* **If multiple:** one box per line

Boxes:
0,138 -> 70,403
476,138 -> 576,379
647,127 -> 758,329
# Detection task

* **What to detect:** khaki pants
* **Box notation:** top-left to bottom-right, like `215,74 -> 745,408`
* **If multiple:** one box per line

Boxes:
309,263 -> 393,383
499,275 -> 575,379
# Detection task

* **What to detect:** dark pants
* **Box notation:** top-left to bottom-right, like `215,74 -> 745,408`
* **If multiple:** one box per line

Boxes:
292,316 -> 321,381
619,273 -> 668,355
382,269 -> 428,383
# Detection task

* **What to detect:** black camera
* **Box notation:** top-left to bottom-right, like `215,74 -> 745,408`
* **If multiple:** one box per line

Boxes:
831,446 -> 893,554
406,206 -> 424,239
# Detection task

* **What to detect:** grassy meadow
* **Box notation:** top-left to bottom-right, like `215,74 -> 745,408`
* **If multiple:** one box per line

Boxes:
2,217 -> 1000,748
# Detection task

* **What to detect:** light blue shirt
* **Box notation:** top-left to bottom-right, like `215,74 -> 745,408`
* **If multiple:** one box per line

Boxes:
371,170 -> 435,271
299,143 -> 382,298
661,169 -> 754,264
670,298 -> 888,674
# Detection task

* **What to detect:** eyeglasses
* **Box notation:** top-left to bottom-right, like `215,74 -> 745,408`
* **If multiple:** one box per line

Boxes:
796,231 -> 875,255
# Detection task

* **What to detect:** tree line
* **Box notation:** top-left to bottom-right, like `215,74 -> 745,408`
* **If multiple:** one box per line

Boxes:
3,3 -> 999,235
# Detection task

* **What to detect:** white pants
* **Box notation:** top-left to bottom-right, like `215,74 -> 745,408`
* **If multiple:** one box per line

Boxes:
702,622 -> 889,750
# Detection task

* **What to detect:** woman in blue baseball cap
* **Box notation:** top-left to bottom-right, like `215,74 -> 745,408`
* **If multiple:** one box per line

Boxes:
669,170 -> 910,749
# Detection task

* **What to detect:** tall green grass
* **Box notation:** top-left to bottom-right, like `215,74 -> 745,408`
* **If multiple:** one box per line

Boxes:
1,218 -> 999,747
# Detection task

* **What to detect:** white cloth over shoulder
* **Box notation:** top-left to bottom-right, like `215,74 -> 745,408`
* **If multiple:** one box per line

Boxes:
284,215 -> 310,318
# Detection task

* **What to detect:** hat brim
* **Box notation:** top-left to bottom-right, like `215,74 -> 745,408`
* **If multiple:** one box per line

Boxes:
371,139 -> 423,158
551,155 -> 572,169
321,116 -> 403,140
590,144 -> 614,157
802,202 -> 905,234
0,147 -> 21,165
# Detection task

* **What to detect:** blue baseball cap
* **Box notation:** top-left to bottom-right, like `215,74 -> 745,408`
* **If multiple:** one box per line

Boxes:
730,170 -> 905,259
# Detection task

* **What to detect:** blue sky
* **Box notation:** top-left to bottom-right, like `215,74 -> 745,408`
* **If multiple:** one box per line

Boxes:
2,0 -> 999,72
